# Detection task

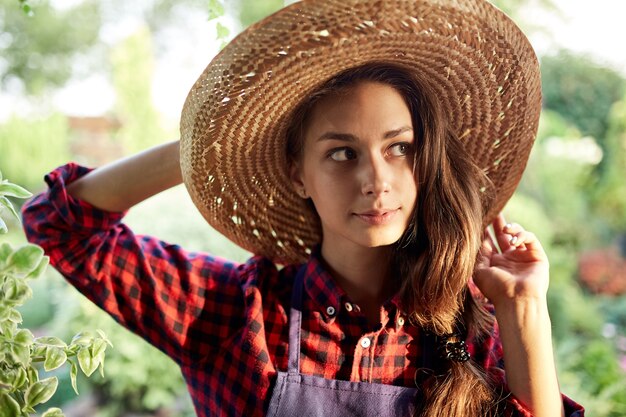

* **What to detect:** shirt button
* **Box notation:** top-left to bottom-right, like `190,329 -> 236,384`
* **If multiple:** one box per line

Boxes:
326,306 -> 336,316
344,302 -> 353,312
360,337 -> 371,348
397,317 -> 405,326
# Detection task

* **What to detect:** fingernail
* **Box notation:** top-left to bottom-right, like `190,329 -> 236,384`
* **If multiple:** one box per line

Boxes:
510,236 -> 518,245
505,223 -> 512,230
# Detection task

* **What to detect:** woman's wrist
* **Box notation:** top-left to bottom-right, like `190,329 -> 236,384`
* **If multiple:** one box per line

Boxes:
494,296 -> 564,417
493,294 -> 549,325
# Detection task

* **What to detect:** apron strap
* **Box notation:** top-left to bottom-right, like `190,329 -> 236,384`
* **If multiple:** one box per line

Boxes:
287,265 -> 307,374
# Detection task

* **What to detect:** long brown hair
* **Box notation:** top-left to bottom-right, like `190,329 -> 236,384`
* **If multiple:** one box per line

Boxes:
285,62 -> 501,416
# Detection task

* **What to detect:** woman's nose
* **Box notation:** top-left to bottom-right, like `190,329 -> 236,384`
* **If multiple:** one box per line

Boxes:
360,154 -> 391,196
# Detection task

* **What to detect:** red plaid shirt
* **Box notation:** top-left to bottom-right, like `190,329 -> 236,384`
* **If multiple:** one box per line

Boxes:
22,163 -> 584,417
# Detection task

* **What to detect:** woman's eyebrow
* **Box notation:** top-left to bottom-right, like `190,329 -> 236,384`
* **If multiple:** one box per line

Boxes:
316,125 -> 413,142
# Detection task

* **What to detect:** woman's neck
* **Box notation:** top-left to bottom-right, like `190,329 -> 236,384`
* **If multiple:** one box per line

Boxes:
320,243 -> 396,323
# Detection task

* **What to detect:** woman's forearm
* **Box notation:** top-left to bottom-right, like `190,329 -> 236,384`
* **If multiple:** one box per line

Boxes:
495,298 -> 565,417
66,140 -> 182,212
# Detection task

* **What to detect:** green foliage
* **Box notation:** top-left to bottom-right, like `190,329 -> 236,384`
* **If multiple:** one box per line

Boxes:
1,0 -> 101,95
516,111 -> 599,249
17,0 -> 32,16
541,50 -> 626,146
0,113 -> 71,193
557,337 -> 626,417
588,98 -> 626,232
238,0 -> 284,28
58,298 -> 193,417
205,0 -> 229,47
110,27 -> 169,154
0,176 -> 111,417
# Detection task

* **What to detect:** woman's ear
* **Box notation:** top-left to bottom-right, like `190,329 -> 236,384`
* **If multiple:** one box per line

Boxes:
289,162 -> 308,199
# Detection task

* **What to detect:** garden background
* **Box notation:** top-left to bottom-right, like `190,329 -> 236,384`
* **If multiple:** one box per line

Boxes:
1,0 -> 625,415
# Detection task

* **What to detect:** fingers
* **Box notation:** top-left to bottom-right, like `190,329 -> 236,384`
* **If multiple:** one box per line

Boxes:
503,223 -> 528,249
494,213 -> 546,255
509,229 -> 546,255
477,229 -> 495,268
492,213 -> 511,253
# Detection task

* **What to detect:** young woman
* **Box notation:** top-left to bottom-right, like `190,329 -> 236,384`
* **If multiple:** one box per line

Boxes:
22,1 -> 584,416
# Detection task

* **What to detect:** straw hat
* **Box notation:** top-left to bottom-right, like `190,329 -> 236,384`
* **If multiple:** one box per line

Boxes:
180,0 -> 541,264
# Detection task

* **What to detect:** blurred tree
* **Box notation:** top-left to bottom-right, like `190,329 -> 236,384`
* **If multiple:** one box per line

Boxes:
489,0 -> 555,19
541,51 -> 626,149
110,26 -> 168,154
589,95 -> 626,234
0,113 -> 71,192
0,0 -> 101,95
517,110 -> 598,249
237,0 -> 284,28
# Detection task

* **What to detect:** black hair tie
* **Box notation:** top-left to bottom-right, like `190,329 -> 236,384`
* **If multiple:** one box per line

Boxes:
437,333 -> 470,363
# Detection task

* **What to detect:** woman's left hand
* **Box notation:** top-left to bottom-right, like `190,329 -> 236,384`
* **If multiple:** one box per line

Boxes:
474,213 -> 550,307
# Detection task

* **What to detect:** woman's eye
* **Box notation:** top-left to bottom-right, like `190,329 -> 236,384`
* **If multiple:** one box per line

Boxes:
389,142 -> 411,156
329,148 -> 357,161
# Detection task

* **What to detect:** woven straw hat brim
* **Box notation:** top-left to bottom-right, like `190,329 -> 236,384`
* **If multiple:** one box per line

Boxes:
180,0 -> 541,264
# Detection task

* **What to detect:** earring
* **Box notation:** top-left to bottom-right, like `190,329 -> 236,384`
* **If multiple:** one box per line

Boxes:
298,188 -> 308,198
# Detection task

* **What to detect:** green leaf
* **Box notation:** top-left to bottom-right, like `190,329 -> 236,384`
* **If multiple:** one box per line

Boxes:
66,343 -> 79,355
98,357 -> 105,378
0,183 -> 31,199
77,347 -> 98,377
2,278 -> 17,300
0,242 -> 12,261
24,255 -> 49,280
2,280 -> 32,306
42,408 -> 65,417
0,369 -> 14,386
35,336 -> 67,348
90,338 -> 107,358
25,377 -> 58,408
70,331 -> 95,346
69,361 -> 78,395
12,367 -> 27,390
8,309 -> 22,325
207,0 -> 224,20
0,197 -> 19,222
44,347 -> 67,372
13,329 -> 34,346
5,245 -> 44,275
10,343 -> 30,366
22,3 -> 33,16
0,304 -> 11,322
96,329 -> 112,347
0,393 -> 20,417
216,22 -> 229,40
0,217 -> 6,234
0,316 -> 17,335
27,366 -> 39,384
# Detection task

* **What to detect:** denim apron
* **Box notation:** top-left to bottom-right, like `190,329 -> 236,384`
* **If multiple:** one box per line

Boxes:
266,266 -> 419,417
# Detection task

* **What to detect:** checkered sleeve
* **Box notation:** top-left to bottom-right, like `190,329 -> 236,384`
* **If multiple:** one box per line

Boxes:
21,163 -> 246,366
476,308 -> 585,417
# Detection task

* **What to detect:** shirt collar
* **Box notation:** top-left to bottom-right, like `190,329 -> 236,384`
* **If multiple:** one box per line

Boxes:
302,245 -> 406,321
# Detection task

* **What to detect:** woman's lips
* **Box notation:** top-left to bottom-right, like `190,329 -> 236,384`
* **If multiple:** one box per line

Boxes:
354,209 -> 399,225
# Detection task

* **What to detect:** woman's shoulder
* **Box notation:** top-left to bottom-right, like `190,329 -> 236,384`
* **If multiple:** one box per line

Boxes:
236,255 -> 300,290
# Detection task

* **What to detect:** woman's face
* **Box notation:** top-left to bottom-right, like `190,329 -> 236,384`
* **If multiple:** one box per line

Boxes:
291,81 -> 418,252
